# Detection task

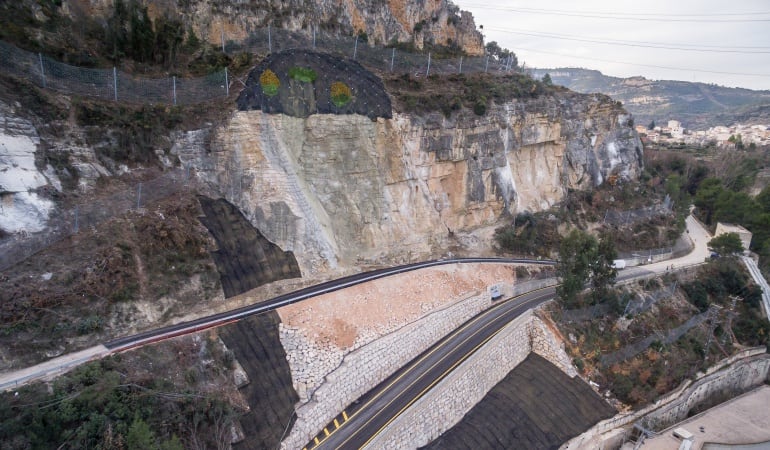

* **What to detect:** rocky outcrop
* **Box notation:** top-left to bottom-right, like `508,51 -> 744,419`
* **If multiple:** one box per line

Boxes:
177,91 -> 642,274
62,0 -> 484,56
0,101 -> 56,234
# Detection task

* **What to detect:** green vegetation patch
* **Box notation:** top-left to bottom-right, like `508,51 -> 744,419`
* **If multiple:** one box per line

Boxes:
259,69 -> 280,96
288,66 -> 318,83
0,338 -> 240,449
330,81 -> 352,107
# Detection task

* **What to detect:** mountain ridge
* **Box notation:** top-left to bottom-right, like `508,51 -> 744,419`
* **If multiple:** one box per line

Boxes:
531,67 -> 770,130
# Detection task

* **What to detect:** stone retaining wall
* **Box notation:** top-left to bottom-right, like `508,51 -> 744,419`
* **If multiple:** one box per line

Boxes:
561,347 -> 770,450
279,289 -> 500,450
363,312 -> 576,449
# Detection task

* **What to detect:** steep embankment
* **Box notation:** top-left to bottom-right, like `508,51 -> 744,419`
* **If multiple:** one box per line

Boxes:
219,313 -> 299,450
423,353 -> 615,449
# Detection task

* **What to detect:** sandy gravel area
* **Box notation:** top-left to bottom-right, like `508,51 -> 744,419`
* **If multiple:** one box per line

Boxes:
277,263 -> 521,350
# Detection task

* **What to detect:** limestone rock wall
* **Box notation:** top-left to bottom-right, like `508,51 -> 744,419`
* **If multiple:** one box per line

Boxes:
62,0 -> 484,55
0,101 -> 54,234
177,93 -> 641,274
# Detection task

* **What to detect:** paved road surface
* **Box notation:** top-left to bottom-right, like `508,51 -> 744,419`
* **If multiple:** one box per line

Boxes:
310,215 -> 712,449
0,258 -> 551,391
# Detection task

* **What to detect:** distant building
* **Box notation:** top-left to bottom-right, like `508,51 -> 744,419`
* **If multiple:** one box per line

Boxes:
715,222 -> 752,252
668,120 -> 683,139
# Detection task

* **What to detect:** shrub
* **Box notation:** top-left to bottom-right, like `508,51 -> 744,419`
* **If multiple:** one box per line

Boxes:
77,315 -> 103,335
330,81 -> 352,107
259,69 -> 280,96
230,52 -> 252,71
682,281 -> 709,311
473,96 -> 487,115
288,66 -> 317,83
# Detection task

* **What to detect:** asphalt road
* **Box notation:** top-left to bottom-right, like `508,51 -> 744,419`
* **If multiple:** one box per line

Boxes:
0,257 -> 553,391
309,216 -> 712,449
312,285 -> 558,449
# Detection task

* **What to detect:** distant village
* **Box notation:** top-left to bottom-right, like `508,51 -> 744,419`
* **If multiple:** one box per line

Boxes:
636,120 -> 770,148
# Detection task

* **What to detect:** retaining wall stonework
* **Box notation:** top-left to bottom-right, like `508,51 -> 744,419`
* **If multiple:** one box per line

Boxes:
561,348 -> 770,450
363,312 -> 576,449
279,288 -> 506,450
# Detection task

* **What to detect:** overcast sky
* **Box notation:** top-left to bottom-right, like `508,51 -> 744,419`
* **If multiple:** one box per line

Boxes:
452,0 -> 770,91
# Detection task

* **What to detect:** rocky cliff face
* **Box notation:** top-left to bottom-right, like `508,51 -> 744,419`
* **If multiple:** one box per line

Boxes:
0,101 -> 58,234
62,0 -> 484,55
174,92 -> 642,274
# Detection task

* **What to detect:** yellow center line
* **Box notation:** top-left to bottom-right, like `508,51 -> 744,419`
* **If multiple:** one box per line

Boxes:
310,286 -> 555,449
360,324 -> 508,449
336,292 -> 552,449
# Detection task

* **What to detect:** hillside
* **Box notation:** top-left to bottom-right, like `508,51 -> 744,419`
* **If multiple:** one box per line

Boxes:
532,68 -> 770,129
11,2 -> 761,449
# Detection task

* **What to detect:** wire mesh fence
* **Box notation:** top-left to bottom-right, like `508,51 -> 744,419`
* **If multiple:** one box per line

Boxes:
0,40 -> 230,105
624,283 -> 678,316
600,310 -> 710,367
603,195 -> 673,227
0,169 -> 198,271
0,27 -> 516,107
0,28 -> 519,268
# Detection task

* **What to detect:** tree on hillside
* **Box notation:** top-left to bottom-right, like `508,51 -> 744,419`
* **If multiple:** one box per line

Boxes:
484,41 -> 518,67
708,233 -> 744,255
648,120 -> 655,130
556,229 -> 617,307
542,73 -> 553,85
693,177 -> 723,224
592,235 -> 618,299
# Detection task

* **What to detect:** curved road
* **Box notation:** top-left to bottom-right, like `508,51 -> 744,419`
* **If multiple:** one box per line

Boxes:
308,215 -> 711,449
0,257 -> 553,391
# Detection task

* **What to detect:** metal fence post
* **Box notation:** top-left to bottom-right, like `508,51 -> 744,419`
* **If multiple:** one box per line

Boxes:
268,24 -> 272,53
353,35 -> 358,59
458,56 -> 463,74
73,205 -> 79,233
38,53 -> 46,88
390,48 -> 395,72
426,52 -> 431,77
172,76 -> 177,106
221,28 -> 225,53
485,55 -> 489,73
136,183 -> 142,209
113,67 -> 118,101
224,68 -> 229,97
312,29 -> 316,49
